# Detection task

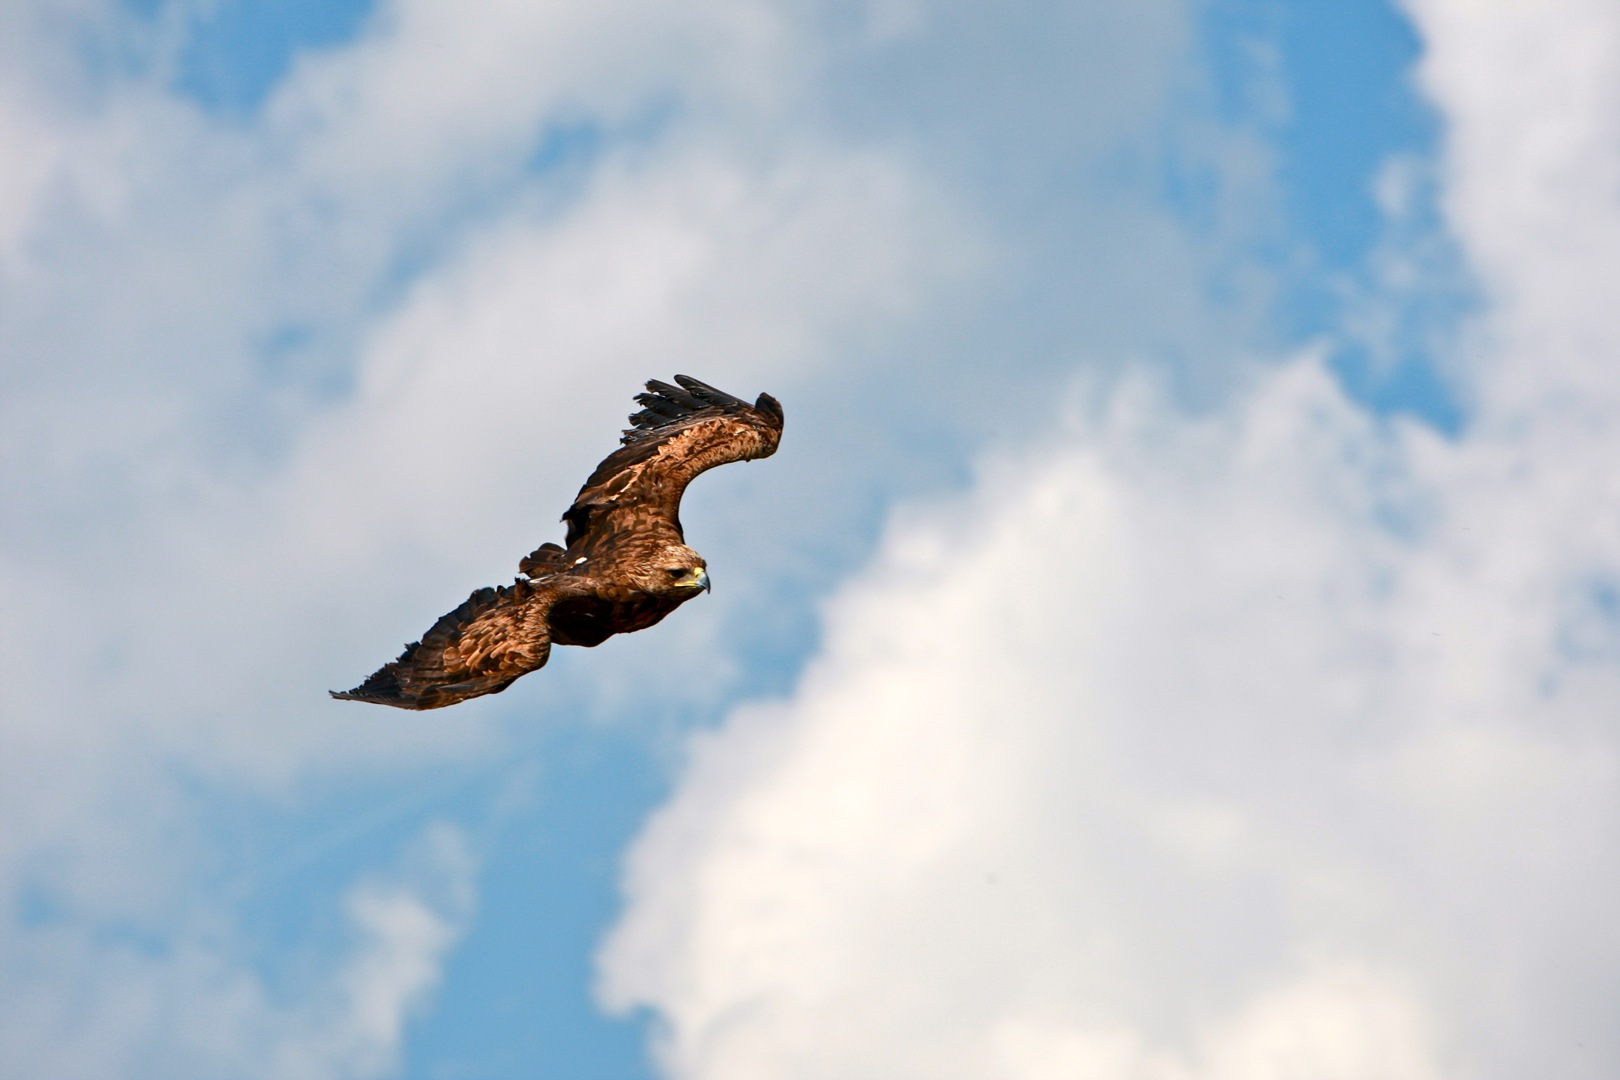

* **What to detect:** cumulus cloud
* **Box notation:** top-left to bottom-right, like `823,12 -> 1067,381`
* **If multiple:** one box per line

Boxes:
599,4 -> 1620,1079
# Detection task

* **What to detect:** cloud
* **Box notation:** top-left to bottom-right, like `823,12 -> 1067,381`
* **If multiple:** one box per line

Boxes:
0,821 -> 476,1080
0,0 -> 967,1073
277,823 -> 478,1080
0,87 -> 60,261
11,0 -> 1554,1075
598,3 -> 1620,1078
993,963 -> 1442,1080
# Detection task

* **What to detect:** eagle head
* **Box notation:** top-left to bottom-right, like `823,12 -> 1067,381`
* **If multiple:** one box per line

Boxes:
645,543 -> 710,596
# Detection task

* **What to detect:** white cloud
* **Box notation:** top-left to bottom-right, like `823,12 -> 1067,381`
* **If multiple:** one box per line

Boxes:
0,87 -> 60,261
992,963 -> 1442,1080
5,0 -> 1482,1074
0,0 -> 967,1074
1406,0 -> 1620,413
276,822 -> 478,1080
599,4 -> 1620,1079
0,821 -> 476,1080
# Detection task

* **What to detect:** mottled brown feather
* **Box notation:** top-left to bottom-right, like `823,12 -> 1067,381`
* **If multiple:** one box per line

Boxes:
332,376 -> 783,709
563,377 -> 783,550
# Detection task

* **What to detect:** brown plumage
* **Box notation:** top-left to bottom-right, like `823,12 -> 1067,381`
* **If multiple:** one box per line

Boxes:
332,376 -> 784,709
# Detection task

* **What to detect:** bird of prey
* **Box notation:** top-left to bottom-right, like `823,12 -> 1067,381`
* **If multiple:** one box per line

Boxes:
332,375 -> 783,709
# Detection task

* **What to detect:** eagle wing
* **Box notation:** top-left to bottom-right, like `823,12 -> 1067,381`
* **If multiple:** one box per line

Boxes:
561,375 -> 784,551
330,578 -> 559,710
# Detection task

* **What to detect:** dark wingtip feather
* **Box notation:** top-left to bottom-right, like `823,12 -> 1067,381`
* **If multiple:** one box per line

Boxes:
619,375 -> 774,446
622,378 -> 704,443
644,379 -> 708,411
330,657 -> 418,709
633,393 -> 686,419
754,391 -> 783,426
673,374 -> 744,406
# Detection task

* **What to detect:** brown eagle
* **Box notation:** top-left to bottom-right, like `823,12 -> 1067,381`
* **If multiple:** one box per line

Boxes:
332,376 -> 783,709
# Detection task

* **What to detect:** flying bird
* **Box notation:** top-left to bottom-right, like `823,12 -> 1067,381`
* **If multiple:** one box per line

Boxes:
332,375 -> 784,709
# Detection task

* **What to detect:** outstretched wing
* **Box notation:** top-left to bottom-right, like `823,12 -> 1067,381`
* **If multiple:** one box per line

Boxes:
562,375 -> 784,549
334,376 -> 781,710
331,579 -> 556,710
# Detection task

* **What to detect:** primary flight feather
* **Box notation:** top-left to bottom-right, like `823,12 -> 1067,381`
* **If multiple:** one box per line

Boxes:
332,375 -> 784,709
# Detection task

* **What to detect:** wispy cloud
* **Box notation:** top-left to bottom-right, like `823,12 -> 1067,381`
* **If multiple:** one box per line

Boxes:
0,820 -> 475,1080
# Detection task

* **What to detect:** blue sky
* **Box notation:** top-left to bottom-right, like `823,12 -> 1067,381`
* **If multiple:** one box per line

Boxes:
2,1 -> 1617,1078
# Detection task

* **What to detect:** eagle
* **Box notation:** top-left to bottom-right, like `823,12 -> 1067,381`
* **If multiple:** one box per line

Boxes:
332,375 -> 784,709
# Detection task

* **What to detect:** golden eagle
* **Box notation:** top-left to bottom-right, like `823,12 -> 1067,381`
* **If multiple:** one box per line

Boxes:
332,376 -> 783,709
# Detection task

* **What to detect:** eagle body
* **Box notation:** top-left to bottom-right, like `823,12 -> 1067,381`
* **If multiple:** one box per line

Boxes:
333,376 -> 783,710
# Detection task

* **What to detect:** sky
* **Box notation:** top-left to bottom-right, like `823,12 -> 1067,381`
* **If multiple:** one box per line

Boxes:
0,1 -> 1616,1078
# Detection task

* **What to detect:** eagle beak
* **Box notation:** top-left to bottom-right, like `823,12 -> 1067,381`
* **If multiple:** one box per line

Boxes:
695,566 -> 711,593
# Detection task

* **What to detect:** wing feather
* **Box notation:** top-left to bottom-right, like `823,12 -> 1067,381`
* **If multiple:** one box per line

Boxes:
672,374 -> 746,405
564,375 -> 783,548
331,579 -> 557,710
